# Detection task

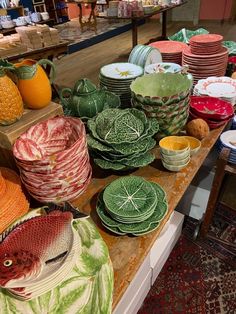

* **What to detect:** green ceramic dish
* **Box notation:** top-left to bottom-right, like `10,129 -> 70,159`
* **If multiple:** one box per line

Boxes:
130,73 -> 192,104
168,28 -> 209,43
103,176 -> 157,220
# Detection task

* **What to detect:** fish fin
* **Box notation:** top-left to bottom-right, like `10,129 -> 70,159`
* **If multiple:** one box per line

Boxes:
0,207 -> 48,243
46,202 -> 89,219
45,250 -> 68,264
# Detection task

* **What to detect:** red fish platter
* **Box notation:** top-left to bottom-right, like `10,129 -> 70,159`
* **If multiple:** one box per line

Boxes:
13,116 -> 92,204
0,210 -> 81,300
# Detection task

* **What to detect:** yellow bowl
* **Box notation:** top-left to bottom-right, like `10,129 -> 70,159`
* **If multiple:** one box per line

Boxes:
182,136 -> 201,156
159,136 -> 190,156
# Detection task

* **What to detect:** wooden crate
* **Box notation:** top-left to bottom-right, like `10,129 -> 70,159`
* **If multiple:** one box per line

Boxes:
0,102 -> 63,170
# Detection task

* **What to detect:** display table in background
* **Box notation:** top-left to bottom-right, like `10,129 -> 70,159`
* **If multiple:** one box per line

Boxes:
98,1 -> 188,48
71,124 -> 226,312
7,40 -> 69,63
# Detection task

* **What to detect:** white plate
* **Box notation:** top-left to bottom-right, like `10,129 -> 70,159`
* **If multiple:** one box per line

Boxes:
100,62 -> 143,80
145,62 -> 182,74
195,77 -> 236,98
220,130 -> 236,150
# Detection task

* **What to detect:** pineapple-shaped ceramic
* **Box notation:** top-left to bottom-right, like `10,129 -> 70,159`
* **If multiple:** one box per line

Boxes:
0,60 -> 23,126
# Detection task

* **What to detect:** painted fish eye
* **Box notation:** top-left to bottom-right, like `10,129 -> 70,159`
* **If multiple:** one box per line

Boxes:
3,260 -> 13,267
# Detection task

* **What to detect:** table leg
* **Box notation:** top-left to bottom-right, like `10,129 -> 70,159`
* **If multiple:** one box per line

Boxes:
161,11 -> 167,39
199,148 -> 230,238
131,19 -> 138,48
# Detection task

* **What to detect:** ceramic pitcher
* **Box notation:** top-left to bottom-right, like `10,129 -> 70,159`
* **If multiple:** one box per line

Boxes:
14,59 -> 56,109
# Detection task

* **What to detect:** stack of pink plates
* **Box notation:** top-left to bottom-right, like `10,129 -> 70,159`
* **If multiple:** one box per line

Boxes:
189,34 -> 223,55
183,34 -> 228,85
13,116 -> 92,204
149,41 -> 188,65
190,96 -> 234,129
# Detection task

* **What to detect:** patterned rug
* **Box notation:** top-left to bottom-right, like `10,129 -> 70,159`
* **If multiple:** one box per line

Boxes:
138,205 -> 236,314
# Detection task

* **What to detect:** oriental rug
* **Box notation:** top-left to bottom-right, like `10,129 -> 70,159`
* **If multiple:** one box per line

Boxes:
138,205 -> 236,314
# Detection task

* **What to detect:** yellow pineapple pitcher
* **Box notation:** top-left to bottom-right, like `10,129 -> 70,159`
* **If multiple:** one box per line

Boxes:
0,60 -> 23,125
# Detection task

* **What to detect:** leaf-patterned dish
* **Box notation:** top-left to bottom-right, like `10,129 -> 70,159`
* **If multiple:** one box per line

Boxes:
103,176 -> 157,220
97,183 -> 168,233
87,108 -> 159,171
0,209 -> 114,314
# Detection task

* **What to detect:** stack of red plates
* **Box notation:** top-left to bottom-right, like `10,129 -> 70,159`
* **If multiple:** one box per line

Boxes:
189,34 -> 223,55
13,116 -> 92,204
149,41 -> 188,65
190,96 -> 234,129
183,34 -> 228,85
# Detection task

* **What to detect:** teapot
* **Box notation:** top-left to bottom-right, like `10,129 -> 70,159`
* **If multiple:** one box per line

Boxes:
59,79 -> 107,120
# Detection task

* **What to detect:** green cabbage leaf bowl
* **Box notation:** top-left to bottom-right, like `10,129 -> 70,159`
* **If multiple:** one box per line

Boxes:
130,73 -> 192,106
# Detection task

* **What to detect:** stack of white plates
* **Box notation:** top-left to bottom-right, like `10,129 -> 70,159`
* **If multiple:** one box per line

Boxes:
99,62 -> 143,106
128,44 -> 162,68
193,76 -> 236,105
216,130 -> 236,164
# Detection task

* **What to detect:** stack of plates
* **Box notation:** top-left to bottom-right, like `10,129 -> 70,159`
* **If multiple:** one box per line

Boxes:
13,116 -> 92,204
182,34 -> 228,85
216,130 -> 236,164
99,62 -> 143,106
149,41 -> 188,65
190,96 -> 234,129
96,176 -> 168,236
128,44 -> 162,68
189,34 -> 223,55
87,108 -> 158,171
193,76 -> 236,105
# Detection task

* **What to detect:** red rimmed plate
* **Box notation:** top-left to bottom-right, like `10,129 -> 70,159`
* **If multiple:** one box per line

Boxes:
183,46 -> 228,59
149,41 -> 188,53
189,34 -> 223,44
190,96 -> 234,120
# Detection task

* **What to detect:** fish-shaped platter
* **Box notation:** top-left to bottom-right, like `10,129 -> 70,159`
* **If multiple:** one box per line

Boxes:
0,208 -> 114,313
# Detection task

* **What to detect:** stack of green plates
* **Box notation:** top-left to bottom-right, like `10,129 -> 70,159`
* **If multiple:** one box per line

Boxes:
96,176 -> 168,236
87,108 -> 159,171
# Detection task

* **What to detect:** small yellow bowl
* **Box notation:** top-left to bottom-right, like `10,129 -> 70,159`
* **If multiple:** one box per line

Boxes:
159,136 -> 190,156
182,136 -> 201,156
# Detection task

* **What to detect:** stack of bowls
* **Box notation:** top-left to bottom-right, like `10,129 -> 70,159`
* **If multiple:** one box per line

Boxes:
128,44 -> 162,68
13,116 -> 92,204
99,62 -> 143,106
190,96 -> 234,129
130,72 -> 193,138
159,136 -> 191,171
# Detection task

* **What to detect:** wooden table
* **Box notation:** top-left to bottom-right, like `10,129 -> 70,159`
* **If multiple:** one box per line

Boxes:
76,0 -> 97,33
98,1 -> 187,48
7,40 -> 69,63
72,124 -> 226,310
